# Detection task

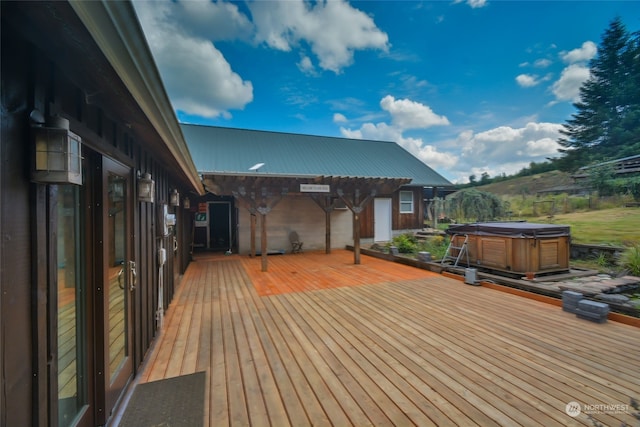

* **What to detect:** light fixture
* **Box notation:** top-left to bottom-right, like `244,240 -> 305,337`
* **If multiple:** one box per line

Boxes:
169,188 -> 180,207
183,197 -> 191,210
30,113 -> 82,185
248,162 -> 265,171
138,171 -> 155,203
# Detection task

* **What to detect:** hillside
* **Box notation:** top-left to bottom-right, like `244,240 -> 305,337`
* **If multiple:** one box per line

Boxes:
471,170 -> 575,196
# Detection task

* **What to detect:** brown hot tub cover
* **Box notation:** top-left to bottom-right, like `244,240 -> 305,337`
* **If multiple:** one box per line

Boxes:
446,222 -> 570,238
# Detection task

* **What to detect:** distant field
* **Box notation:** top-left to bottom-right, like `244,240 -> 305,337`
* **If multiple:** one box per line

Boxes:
474,170 -> 575,195
457,170 -> 640,246
531,207 -> 640,246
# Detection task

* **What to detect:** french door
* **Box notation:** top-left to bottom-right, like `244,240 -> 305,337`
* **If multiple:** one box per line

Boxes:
98,158 -> 135,423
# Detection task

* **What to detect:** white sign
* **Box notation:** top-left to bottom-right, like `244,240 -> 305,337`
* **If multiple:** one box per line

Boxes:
300,184 -> 330,193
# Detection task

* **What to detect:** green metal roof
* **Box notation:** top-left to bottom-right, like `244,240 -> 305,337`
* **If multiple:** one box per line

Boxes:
181,124 -> 453,187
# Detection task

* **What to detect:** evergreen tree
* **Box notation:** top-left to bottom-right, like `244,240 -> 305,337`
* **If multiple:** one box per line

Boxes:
557,17 -> 640,171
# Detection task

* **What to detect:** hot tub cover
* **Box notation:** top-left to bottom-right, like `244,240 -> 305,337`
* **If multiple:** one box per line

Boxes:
445,222 -> 570,238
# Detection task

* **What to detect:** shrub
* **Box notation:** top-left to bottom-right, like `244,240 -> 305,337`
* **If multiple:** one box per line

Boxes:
445,189 -> 505,222
392,233 -> 417,253
620,244 -> 640,276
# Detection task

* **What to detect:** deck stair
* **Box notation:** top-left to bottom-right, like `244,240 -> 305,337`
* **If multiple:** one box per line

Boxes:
441,234 -> 470,267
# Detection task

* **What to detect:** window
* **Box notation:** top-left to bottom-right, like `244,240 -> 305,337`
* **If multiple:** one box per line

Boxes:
399,191 -> 414,213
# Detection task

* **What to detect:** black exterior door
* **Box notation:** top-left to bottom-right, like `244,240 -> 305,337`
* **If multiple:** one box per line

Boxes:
209,202 -> 231,250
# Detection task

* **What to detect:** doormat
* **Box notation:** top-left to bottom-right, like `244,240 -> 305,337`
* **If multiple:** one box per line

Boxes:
118,371 -> 206,427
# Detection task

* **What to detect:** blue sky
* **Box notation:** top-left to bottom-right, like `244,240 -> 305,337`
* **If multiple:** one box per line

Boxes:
133,0 -> 640,183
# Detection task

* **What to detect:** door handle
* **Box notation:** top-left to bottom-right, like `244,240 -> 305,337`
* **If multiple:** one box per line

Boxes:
129,260 -> 137,291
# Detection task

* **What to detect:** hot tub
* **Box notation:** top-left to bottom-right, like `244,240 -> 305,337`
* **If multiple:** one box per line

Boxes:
446,222 -> 571,275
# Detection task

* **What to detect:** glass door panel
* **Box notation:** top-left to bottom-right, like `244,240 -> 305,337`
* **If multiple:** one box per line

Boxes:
101,158 -> 133,421
107,173 -> 127,383
57,185 -> 88,426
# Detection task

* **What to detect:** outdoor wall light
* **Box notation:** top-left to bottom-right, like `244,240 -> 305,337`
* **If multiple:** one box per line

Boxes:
30,112 -> 83,185
169,188 -> 180,207
183,197 -> 191,210
138,171 -> 155,203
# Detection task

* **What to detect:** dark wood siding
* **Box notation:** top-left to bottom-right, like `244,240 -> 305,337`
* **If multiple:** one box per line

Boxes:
360,188 -> 424,239
1,29 -> 36,426
393,187 -> 423,231
360,202 -> 374,238
1,6 -> 195,425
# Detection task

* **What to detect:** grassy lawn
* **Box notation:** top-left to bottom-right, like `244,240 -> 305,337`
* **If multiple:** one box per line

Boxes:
530,207 -> 640,246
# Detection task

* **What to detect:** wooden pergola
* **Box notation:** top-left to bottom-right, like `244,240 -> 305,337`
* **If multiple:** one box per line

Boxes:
202,174 -> 411,271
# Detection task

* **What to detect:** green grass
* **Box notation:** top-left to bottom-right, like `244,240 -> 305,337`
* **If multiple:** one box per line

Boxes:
529,207 -> 640,246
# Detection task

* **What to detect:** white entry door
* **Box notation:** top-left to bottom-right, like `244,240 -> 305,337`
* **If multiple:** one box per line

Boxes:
374,198 -> 392,242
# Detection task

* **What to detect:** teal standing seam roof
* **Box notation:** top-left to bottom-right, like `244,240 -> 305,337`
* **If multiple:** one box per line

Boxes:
181,124 -> 453,187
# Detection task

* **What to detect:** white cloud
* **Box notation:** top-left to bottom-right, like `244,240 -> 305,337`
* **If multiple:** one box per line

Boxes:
340,122 -> 458,170
561,41 -> 597,64
248,0 -> 389,73
516,73 -> 553,88
467,0 -> 488,8
337,96 -> 564,183
547,41 -> 596,105
447,122 -> 563,182
134,0 -> 389,119
297,55 -> 316,75
551,63 -> 590,103
333,113 -> 348,123
171,0 -> 253,41
380,95 -> 450,129
454,0 -> 488,8
534,58 -> 552,68
133,1 -> 253,118
337,96 -> 454,170
461,122 -> 563,164
516,74 -> 539,88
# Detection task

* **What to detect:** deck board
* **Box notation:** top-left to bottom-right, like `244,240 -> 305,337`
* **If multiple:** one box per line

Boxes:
135,250 -> 640,427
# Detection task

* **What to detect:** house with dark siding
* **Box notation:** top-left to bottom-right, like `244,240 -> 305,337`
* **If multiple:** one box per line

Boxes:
1,2 -> 203,426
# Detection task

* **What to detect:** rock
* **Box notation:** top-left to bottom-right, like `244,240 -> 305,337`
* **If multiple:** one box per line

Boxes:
596,294 -> 630,303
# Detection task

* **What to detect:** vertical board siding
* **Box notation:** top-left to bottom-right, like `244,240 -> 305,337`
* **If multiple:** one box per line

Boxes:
1,19 -> 194,424
1,28 -> 35,427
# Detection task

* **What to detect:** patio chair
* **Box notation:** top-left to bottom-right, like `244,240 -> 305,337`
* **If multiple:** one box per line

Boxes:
289,231 -> 303,253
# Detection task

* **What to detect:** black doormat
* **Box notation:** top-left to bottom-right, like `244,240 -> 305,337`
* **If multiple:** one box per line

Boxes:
118,371 -> 206,427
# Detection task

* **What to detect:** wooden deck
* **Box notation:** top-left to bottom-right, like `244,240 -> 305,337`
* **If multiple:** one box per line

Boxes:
135,250 -> 640,427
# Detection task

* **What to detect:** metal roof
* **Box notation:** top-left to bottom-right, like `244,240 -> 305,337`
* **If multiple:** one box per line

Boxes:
181,124 -> 453,187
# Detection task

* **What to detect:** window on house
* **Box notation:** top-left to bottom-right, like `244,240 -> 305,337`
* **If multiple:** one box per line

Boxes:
399,191 -> 414,213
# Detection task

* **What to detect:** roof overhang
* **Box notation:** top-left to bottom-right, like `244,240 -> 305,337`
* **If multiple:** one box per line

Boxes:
69,0 -> 203,194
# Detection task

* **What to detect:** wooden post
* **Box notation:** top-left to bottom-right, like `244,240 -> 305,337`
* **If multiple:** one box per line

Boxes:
260,212 -> 267,272
338,188 -> 374,265
310,194 -> 335,254
325,208 -> 331,254
353,209 -> 361,264
250,214 -> 256,257
234,187 -> 282,271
